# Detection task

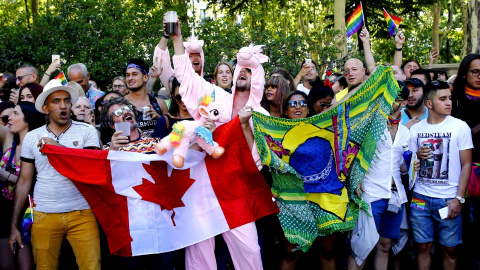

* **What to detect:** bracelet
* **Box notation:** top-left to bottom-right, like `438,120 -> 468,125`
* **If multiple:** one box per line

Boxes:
395,48 -> 402,51
44,73 -> 51,76
7,173 -> 11,181
162,32 -> 170,39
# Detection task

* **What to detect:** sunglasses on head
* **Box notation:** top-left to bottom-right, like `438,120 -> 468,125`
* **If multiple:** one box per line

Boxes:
287,100 -> 308,108
111,105 -> 132,117
0,115 -> 8,124
174,94 -> 182,101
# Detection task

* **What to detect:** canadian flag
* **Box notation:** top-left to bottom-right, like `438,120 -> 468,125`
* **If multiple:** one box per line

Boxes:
42,118 -> 279,257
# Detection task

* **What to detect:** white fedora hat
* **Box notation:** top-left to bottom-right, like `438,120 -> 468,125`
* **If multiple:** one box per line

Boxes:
35,79 -> 79,113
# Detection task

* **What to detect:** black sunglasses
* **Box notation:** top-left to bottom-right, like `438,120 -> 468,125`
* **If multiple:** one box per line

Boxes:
15,74 -> 32,82
174,94 -> 182,101
1,115 -> 9,124
317,101 -> 332,108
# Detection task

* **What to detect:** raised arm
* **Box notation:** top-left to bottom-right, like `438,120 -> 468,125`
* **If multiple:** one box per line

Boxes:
359,26 -> 375,74
169,19 -> 224,119
293,63 -> 311,87
40,62 -> 62,87
393,29 -> 405,68
151,35 -> 174,93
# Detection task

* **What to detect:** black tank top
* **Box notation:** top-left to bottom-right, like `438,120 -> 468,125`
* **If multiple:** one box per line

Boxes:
136,95 -> 163,137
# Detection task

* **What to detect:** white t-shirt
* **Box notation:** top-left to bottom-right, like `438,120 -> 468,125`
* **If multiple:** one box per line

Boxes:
409,116 -> 473,198
363,124 -> 409,204
296,83 -> 310,95
21,121 -> 100,213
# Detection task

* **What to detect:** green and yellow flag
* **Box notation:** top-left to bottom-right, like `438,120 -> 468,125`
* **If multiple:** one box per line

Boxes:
252,66 -> 399,252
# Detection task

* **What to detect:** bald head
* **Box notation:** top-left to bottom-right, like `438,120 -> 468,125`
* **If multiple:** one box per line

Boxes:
344,58 -> 365,89
15,65 -> 39,87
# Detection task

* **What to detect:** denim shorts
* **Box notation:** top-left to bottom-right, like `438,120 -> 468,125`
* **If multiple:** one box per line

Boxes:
371,199 -> 404,239
409,192 -> 462,247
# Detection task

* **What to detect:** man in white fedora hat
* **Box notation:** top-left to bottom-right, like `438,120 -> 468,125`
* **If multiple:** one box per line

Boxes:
9,79 -> 102,270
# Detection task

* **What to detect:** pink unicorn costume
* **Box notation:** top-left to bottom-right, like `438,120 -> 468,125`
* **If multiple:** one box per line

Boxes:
172,45 -> 269,270
153,36 -> 205,92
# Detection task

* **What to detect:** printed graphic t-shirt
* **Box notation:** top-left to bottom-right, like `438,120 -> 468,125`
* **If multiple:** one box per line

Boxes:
409,116 -> 473,198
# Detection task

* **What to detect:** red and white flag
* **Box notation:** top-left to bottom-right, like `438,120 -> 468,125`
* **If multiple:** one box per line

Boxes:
42,117 -> 278,257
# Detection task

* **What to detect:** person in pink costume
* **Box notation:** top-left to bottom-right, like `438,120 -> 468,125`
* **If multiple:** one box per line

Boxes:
166,20 -> 269,269
153,33 -> 206,92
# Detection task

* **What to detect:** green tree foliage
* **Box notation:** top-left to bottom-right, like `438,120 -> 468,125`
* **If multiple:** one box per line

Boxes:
0,0 -> 187,89
0,0 -> 464,92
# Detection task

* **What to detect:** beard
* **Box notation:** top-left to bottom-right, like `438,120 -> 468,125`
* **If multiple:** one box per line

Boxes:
406,95 -> 424,110
235,80 -> 250,92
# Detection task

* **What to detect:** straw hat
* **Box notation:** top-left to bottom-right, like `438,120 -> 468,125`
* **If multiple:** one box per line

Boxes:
35,79 -> 79,113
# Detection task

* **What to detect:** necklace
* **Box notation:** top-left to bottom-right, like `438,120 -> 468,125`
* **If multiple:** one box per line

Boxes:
46,121 -> 72,142
388,112 -> 402,126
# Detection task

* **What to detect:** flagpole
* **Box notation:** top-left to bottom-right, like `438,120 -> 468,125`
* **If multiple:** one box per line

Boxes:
28,194 -> 33,222
361,2 -> 365,27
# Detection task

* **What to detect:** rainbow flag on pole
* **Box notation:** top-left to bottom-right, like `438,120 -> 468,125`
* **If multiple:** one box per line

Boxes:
346,3 -> 364,38
383,8 -> 402,37
21,195 -> 34,243
54,71 -> 68,85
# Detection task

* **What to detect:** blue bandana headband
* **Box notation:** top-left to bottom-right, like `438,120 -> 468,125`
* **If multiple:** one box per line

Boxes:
126,63 -> 148,75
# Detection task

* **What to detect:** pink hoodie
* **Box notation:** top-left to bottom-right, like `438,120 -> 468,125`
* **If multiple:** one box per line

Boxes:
172,44 -> 269,167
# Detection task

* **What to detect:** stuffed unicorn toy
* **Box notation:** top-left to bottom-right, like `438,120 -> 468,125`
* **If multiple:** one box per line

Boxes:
155,90 -> 229,168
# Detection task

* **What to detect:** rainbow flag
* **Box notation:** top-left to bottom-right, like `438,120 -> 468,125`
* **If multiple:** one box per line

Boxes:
346,3 -> 364,38
54,71 -> 68,85
383,8 -> 402,37
20,195 -> 34,243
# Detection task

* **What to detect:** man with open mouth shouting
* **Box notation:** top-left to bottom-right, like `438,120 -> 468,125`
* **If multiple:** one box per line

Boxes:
9,79 -> 102,269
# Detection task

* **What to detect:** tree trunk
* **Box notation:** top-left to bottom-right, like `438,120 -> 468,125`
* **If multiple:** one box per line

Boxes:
432,0 -> 441,64
24,0 -> 30,29
333,0 -> 347,58
461,0 -> 480,57
446,38 -> 451,63
31,0 -> 38,24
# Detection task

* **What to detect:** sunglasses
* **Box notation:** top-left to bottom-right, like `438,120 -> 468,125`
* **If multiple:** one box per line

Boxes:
111,105 -> 132,117
287,100 -> 308,108
0,115 -> 8,124
174,94 -> 182,101
15,74 -> 32,81
317,101 -> 332,108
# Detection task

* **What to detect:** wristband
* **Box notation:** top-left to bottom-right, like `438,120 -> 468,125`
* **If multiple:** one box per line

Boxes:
162,32 -> 170,39
44,73 -> 51,76
7,173 -> 10,181
395,48 -> 402,51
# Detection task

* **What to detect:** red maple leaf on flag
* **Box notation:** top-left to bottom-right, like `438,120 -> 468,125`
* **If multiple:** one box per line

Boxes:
132,161 -> 195,226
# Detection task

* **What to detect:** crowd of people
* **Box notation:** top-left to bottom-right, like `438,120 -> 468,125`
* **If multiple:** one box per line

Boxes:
0,17 -> 479,270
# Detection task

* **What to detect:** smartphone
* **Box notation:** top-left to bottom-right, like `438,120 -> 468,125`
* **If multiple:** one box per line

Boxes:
13,241 -> 19,255
438,206 -> 448,219
52,54 -> 60,64
305,59 -> 312,65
